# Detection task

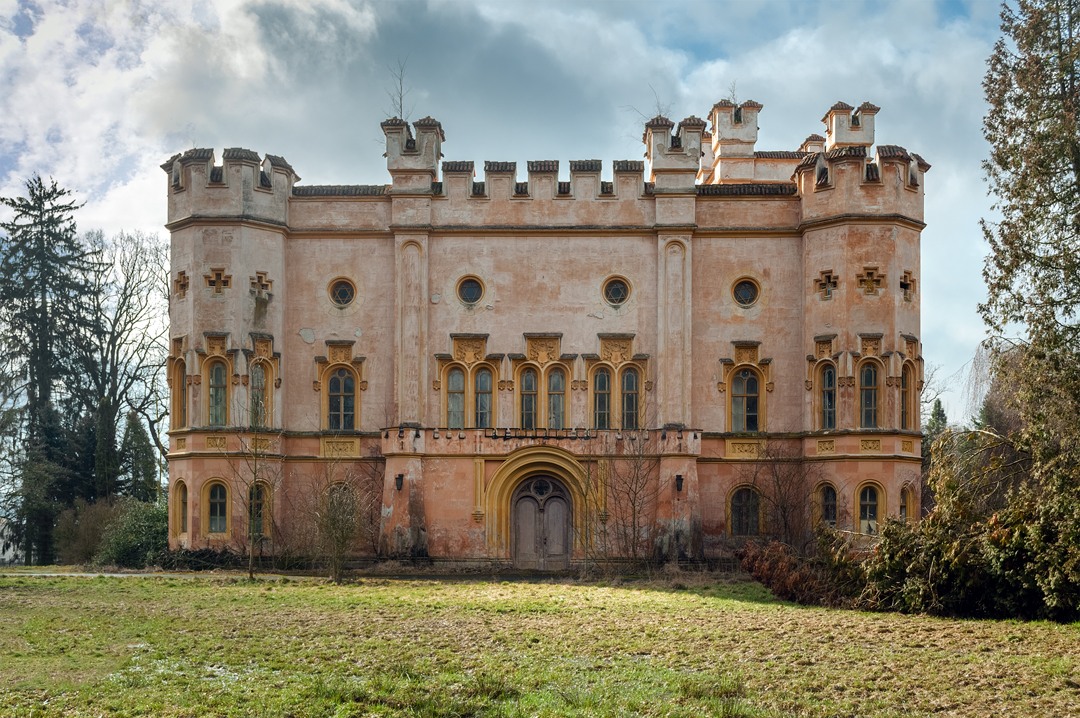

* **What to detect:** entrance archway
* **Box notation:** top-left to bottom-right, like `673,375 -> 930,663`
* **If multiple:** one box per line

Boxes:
512,476 -> 571,570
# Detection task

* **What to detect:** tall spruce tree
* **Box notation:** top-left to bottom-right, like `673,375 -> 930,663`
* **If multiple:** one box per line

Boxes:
0,175 -> 97,563
118,411 -> 159,502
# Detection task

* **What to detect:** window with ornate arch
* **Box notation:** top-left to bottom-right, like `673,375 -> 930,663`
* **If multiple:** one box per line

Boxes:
249,483 -> 268,539
820,363 -> 836,430
621,367 -> 640,430
172,360 -> 187,429
859,484 -> 880,534
176,481 -> 188,534
207,482 -> 229,534
593,367 -> 612,429
520,368 -> 538,429
900,485 -> 914,523
249,362 -> 270,429
207,360 -> 228,426
731,487 -> 761,536
548,368 -> 566,429
731,367 -> 760,432
442,364 -> 498,429
327,366 -> 357,431
859,362 -> 880,429
819,484 -> 837,526
901,364 -> 914,430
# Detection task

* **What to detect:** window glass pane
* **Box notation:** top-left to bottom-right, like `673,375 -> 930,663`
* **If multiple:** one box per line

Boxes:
250,364 -> 266,428
249,485 -> 265,537
901,367 -> 911,430
475,369 -> 493,428
209,362 -> 227,426
822,485 -> 837,525
860,486 -> 878,534
548,369 -> 565,429
448,368 -> 465,429
209,484 -> 227,533
822,366 -> 836,430
622,369 -> 639,430
329,368 -> 355,431
861,365 -> 878,428
175,362 -> 187,428
521,369 -> 537,429
594,369 -> 611,429
732,369 -> 759,432
179,484 -> 188,533
732,488 -> 759,536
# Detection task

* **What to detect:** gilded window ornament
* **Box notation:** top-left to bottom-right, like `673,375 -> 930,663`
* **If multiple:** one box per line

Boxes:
205,268 -> 232,293
856,267 -> 885,295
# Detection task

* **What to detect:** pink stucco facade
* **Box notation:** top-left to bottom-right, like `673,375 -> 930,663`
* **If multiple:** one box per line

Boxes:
164,100 -> 928,567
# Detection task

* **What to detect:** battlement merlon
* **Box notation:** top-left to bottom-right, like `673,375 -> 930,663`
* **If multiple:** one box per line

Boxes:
710,100 -> 762,158
823,101 -> 879,151
383,116 -> 444,193
643,115 -> 705,191
161,148 -> 298,226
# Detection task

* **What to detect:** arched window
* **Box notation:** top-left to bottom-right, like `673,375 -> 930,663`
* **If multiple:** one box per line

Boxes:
177,482 -> 188,534
860,363 -> 879,429
732,368 -> 759,432
520,368 -> 538,429
820,484 -> 837,526
447,368 -> 465,429
731,487 -> 760,536
621,367 -> 640,430
821,364 -> 836,430
250,363 -> 267,429
900,486 -> 912,523
249,484 -> 266,538
328,367 -> 355,431
548,368 -> 566,430
208,361 -> 228,426
593,368 -> 611,429
475,368 -> 493,429
901,364 -> 913,430
173,360 -> 187,429
208,483 -> 228,534
859,485 -> 879,534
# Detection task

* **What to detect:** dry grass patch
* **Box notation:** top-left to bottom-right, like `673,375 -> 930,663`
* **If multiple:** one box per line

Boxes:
0,574 -> 1077,717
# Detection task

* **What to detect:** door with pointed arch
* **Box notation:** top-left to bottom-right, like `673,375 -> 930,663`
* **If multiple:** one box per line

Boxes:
512,476 -> 571,570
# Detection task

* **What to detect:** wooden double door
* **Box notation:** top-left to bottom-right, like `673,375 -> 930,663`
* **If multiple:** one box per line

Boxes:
512,477 -> 570,570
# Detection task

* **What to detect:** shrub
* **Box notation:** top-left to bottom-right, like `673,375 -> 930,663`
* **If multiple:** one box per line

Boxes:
93,499 -> 168,568
157,547 -> 245,571
54,499 -> 124,564
737,540 -> 840,606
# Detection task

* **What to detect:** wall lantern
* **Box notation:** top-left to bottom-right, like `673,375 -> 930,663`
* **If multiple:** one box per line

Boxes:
395,473 -> 404,491
675,474 -> 684,493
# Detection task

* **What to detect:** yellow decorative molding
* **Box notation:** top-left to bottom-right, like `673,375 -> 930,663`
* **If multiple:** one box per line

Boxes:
206,435 -> 227,449
817,439 -> 834,454
321,437 -> 359,457
328,344 -> 351,364
902,439 -> 914,453
734,345 -> 758,365
453,336 -> 487,365
860,439 -> 882,452
174,437 -> 187,450
599,336 -> 632,364
526,336 -> 560,366
728,440 -> 762,458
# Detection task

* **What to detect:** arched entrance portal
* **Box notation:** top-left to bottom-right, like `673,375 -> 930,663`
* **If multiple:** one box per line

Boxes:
512,476 -> 571,570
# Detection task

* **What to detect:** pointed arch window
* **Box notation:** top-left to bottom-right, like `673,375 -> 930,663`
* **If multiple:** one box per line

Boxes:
621,367 -> 640,430
860,363 -> 879,429
177,482 -> 188,534
901,364 -> 913,430
208,361 -> 228,426
208,483 -> 228,534
821,364 -> 836,430
900,486 -> 913,523
328,367 -> 355,431
521,368 -> 538,430
173,360 -> 187,429
731,487 -> 760,536
250,363 -> 267,429
548,368 -> 566,429
820,484 -> 837,526
593,368 -> 612,429
475,368 -> 493,429
732,368 -> 760,432
859,485 -> 879,534
447,368 -> 465,429
249,484 -> 266,538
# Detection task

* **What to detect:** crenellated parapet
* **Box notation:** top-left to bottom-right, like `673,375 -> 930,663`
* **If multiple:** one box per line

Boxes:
643,115 -> 704,192
823,101 -> 879,151
383,116 -> 444,193
432,159 -> 647,201
161,147 -> 298,227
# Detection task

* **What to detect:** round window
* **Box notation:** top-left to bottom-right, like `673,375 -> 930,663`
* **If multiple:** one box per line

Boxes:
733,279 -> 759,307
457,277 -> 484,305
329,279 -> 355,306
603,277 -> 630,306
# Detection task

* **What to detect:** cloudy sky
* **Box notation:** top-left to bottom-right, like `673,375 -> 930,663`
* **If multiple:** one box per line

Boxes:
0,0 -> 1002,422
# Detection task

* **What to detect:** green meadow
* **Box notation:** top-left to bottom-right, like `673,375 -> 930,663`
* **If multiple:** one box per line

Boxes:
1,573 -> 1077,717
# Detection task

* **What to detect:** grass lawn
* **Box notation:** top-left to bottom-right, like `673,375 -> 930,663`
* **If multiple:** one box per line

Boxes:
1,572 -> 1078,717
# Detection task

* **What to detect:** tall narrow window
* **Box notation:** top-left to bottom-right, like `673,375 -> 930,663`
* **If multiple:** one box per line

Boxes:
859,485 -> 879,534
475,368 -> 493,429
520,369 -> 537,429
821,365 -> 836,430
208,361 -> 227,426
174,360 -> 187,429
593,368 -> 611,429
209,483 -> 228,533
821,484 -> 837,526
250,363 -> 267,429
622,368 -> 639,430
900,487 -> 911,522
249,484 -> 265,538
178,482 -> 188,533
731,487 -> 760,536
328,368 -> 355,431
732,369 -> 759,432
901,365 -> 912,430
548,368 -> 565,429
447,368 -> 465,429
860,364 -> 878,428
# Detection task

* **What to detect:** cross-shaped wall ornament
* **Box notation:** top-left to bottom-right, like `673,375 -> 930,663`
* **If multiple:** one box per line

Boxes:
856,267 -> 884,295
205,268 -> 232,293
174,271 -> 189,298
250,271 -> 272,293
816,270 -> 838,300
899,271 -> 914,302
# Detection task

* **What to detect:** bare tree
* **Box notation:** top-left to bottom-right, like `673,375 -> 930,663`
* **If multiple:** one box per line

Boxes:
384,57 -> 413,121
737,440 -> 823,552
607,430 -> 662,566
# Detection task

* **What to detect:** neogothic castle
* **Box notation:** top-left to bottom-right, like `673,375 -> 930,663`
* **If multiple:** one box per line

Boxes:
164,99 -> 928,568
